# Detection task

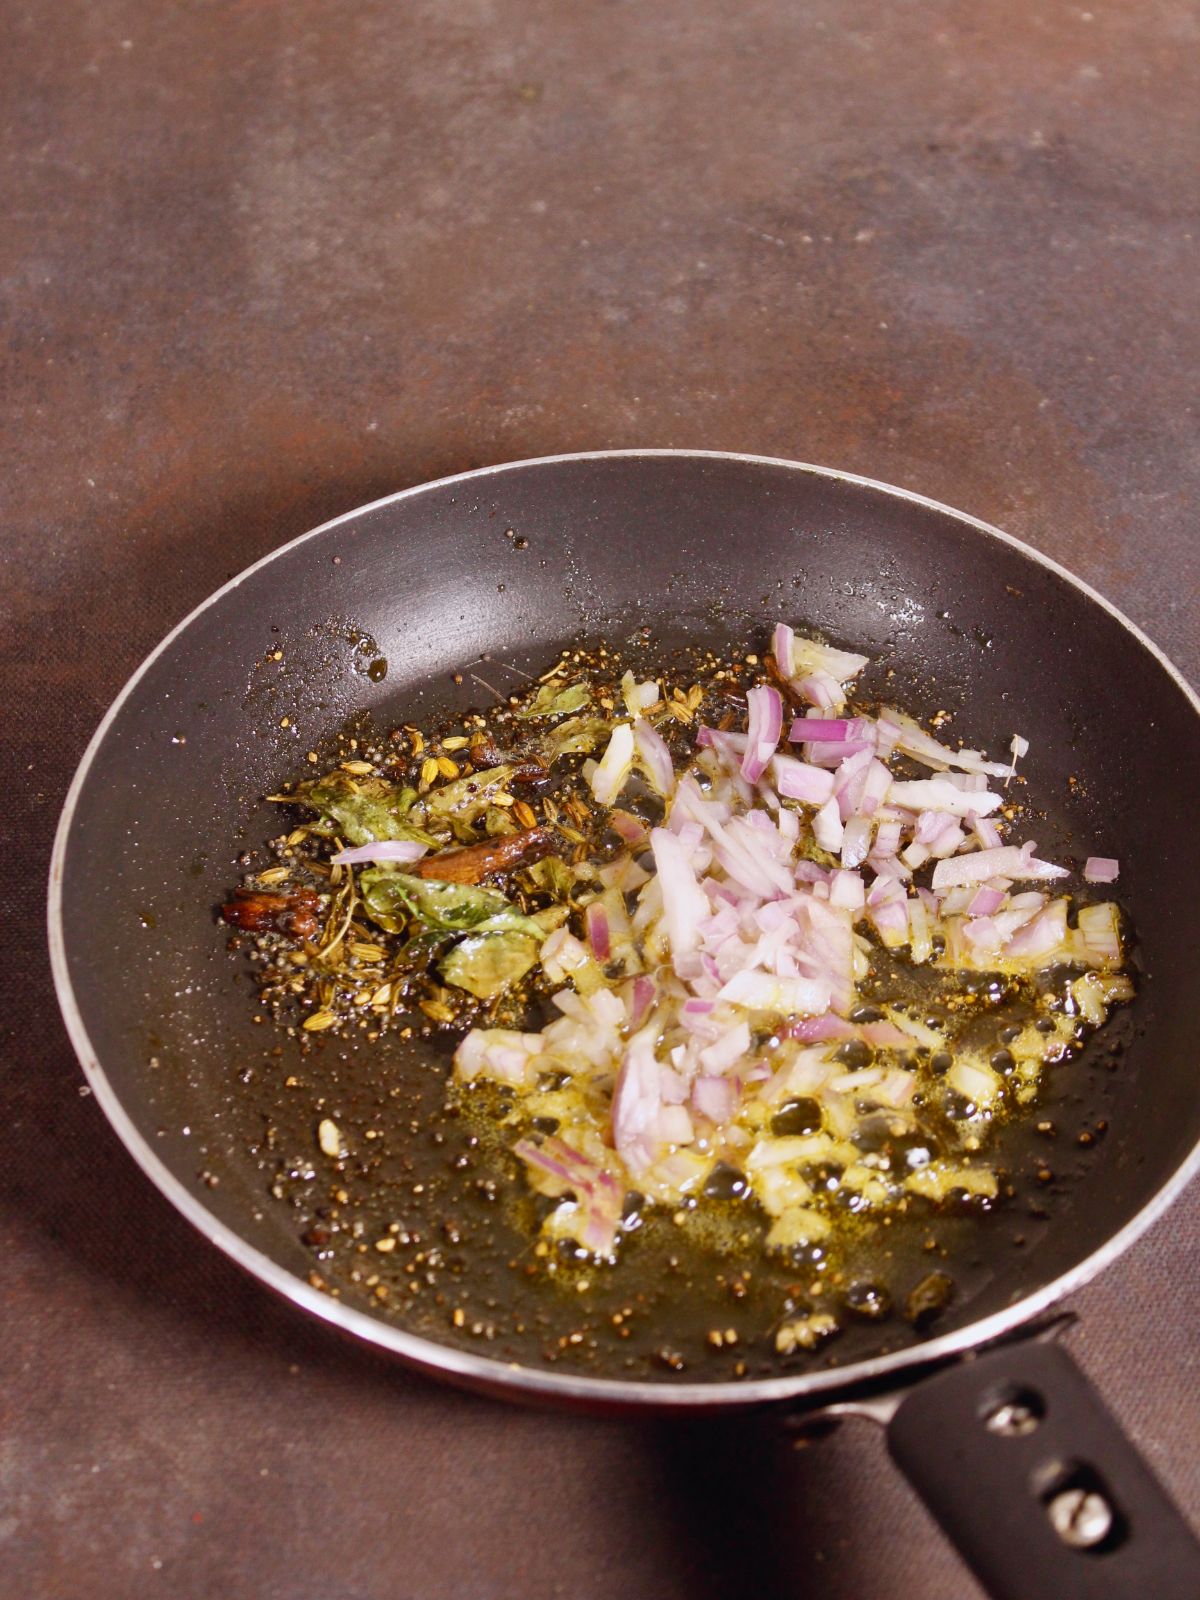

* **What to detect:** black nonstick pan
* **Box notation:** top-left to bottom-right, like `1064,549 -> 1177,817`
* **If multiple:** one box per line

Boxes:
50,452 -> 1200,1598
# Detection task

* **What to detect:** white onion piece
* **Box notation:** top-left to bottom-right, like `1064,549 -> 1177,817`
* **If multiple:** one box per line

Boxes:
741,685 -> 784,783
633,717 -> 676,797
698,1020 -> 751,1074
692,1075 -> 739,1125
716,970 -> 831,1016
590,722 -> 635,806
773,622 -> 796,679
829,870 -> 865,910
621,670 -> 660,716
812,797 -> 844,852
932,842 -> 1068,890
612,1028 -> 663,1174
332,839 -> 429,864
658,1104 -> 695,1145
650,827 -> 709,966
1084,856 -> 1119,884
888,779 -> 1002,818
772,754 -> 835,805
840,816 -> 873,869
796,670 -> 844,709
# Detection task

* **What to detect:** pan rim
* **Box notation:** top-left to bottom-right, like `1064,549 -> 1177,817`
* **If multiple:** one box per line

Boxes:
47,448 -> 1200,1409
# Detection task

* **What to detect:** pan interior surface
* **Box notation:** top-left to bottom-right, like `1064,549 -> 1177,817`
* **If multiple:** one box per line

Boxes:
52,452 -> 1200,1405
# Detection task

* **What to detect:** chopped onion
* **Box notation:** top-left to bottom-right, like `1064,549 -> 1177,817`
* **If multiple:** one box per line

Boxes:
1084,856 -> 1119,884
650,827 -> 709,966
796,670 -> 843,709
932,842 -> 1068,890
698,1020 -> 751,1074
773,622 -> 796,679
967,885 -> 1006,917
621,670 -> 660,716
612,1028 -> 663,1174
840,815 -> 873,870
331,839 -> 429,864
590,722 -> 635,806
772,754 -> 835,805
716,970 -> 831,1016
692,1075 -> 739,1125
812,796 -> 844,853
610,809 -> 649,845
888,779 -> 1002,818
585,901 -> 611,963
789,716 -> 854,744
829,870 -> 865,910
633,717 -> 676,797
742,685 -> 785,783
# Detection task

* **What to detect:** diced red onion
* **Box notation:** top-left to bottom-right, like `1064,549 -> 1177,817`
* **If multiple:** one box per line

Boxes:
610,809 -> 649,845
967,885 -> 1006,917
785,1012 -> 855,1043
873,818 -> 903,858
888,779 -> 1001,818
773,622 -> 796,679
741,685 -> 784,783
716,970 -> 831,1015
772,755 -> 836,805
971,814 -> 1003,850
692,1075 -> 739,1124
840,816 -> 873,870
796,670 -> 843,708
627,976 -> 656,1030
612,1029 -> 663,1174
650,826 -> 710,964
1003,899 -> 1068,960
790,717 -> 853,743
829,869 -> 865,910
932,842 -> 1068,890
585,901 -> 611,963
658,1104 -> 695,1145
590,723 -> 635,806
332,839 -> 429,864
634,717 -> 676,797
698,1019 -> 751,1074
1084,856 -> 1119,884
813,797 -> 844,853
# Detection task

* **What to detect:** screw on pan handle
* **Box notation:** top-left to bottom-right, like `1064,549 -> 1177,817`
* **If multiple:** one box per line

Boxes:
884,1338 -> 1200,1600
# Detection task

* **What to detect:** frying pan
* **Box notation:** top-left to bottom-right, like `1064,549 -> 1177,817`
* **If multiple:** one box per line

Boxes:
50,451 -> 1200,1598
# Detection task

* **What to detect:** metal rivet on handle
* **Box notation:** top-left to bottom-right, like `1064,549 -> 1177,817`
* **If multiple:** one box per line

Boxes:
1047,1487 -> 1114,1549
984,1399 -> 1041,1437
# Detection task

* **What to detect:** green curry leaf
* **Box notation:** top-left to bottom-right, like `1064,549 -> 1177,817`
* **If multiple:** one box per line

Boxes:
524,855 -> 576,902
358,869 -> 544,939
294,773 -> 437,848
515,681 -> 592,720
415,765 -> 515,830
438,932 -> 541,998
541,715 -> 612,761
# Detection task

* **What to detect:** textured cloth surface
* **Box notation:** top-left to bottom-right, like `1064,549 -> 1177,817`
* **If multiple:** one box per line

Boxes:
3,2 -> 1198,1596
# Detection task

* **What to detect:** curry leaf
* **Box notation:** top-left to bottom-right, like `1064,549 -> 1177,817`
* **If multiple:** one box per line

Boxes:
516,681 -> 592,719
438,932 -> 540,998
524,855 -> 576,902
359,869 -> 544,939
541,714 -> 612,760
295,774 -> 437,848
415,765 -> 515,830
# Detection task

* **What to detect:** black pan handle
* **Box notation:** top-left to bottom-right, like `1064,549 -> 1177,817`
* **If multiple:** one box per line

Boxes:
883,1338 -> 1200,1600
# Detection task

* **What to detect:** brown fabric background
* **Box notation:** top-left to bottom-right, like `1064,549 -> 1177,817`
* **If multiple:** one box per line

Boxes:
3,3 -> 1197,1596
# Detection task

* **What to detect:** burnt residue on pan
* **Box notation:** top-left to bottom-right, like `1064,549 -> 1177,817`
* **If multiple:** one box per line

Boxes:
208,627 -> 1138,1384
